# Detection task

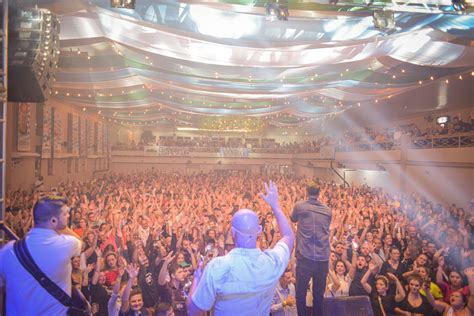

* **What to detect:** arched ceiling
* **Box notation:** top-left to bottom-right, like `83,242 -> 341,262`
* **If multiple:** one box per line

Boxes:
26,0 -> 474,130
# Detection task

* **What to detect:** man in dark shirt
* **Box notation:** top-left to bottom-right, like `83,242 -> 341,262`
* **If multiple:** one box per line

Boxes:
349,254 -> 370,296
291,181 -> 332,316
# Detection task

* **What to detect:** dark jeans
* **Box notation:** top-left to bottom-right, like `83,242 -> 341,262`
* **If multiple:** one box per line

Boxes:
295,256 -> 329,316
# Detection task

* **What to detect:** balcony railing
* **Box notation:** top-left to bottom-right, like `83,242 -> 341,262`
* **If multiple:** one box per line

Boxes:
411,133 -> 474,149
335,141 -> 399,152
111,133 -> 474,156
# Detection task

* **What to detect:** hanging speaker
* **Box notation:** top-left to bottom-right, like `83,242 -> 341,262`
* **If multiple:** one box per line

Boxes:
6,7 -> 60,102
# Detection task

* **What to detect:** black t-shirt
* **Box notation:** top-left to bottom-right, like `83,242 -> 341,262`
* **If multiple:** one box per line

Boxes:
349,268 -> 369,297
138,264 -> 160,308
90,284 -> 110,316
380,261 -> 407,282
397,295 -> 433,315
370,291 -> 397,316
163,282 -> 187,316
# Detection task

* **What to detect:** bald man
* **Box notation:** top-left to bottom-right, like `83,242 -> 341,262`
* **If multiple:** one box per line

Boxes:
187,181 -> 295,316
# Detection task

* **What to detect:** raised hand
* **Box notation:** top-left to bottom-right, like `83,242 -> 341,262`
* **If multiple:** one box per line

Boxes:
386,272 -> 398,281
95,248 -> 102,258
163,251 -> 176,264
438,256 -> 445,267
85,263 -> 95,274
126,263 -> 140,279
259,181 -> 279,210
368,261 -> 378,273
464,267 -> 474,279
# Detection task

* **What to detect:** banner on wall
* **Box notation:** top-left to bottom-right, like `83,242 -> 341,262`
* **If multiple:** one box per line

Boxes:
80,116 -> 86,157
87,119 -> 94,156
42,105 -> 52,158
53,108 -> 62,156
17,103 -> 32,152
94,122 -> 98,155
72,113 -> 79,155
104,124 -> 109,156
97,121 -> 103,155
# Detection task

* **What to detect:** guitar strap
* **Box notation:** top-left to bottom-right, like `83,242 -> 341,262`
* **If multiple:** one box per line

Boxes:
13,239 -> 85,313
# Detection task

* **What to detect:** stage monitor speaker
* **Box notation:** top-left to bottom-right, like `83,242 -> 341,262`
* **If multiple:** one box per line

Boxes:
323,296 -> 374,316
6,7 -> 60,102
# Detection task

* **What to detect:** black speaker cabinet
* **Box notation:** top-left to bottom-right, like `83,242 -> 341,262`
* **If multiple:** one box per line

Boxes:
323,296 -> 374,316
5,7 -> 60,102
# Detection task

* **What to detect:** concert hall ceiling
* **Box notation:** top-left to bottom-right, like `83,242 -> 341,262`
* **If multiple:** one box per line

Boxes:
23,0 -> 474,129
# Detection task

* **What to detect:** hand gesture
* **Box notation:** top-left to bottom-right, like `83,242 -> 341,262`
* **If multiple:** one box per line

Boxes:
259,181 -> 279,210
438,256 -> 445,267
464,267 -> 474,279
126,263 -> 140,279
368,261 -> 378,273
423,280 -> 431,291
367,242 -> 375,253
286,295 -> 296,306
386,272 -> 398,281
163,251 -> 175,264
118,265 -> 126,277
85,263 -> 94,274
193,257 -> 205,283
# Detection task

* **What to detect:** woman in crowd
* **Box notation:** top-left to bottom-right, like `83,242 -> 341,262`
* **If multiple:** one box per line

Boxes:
326,258 -> 351,297
361,262 -> 406,316
394,274 -> 433,315
380,247 -> 408,282
436,256 -> 471,303
425,267 -> 474,316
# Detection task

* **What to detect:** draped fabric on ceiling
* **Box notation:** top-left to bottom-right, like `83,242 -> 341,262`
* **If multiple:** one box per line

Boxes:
49,0 -> 474,127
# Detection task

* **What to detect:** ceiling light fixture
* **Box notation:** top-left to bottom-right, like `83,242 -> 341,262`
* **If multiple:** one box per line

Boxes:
110,0 -> 135,9
264,2 -> 289,21
452,0 -> 468,11
373,10 -> 395,30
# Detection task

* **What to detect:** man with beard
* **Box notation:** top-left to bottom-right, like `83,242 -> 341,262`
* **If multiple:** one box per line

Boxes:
0,196 -> 82,315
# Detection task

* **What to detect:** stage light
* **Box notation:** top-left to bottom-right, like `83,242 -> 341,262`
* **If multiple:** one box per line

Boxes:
264,2 -> 289,21
452,0 -> 468,11
279,6 -> 289,20
372,10 -> 395,30
265,2 -> 279,21
110,0 -> 135,9
436,116 -> 449,125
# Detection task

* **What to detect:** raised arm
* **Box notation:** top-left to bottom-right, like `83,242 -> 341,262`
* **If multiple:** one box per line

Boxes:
91,249 -> 103,285
260,181 -> 295,252
435,256 -> 446,286
465,267 -> 474,312
387,272 -> 406,302
157,251 -> 175,286
423,279 -> 447,313
120,263 -> 139,313
348,244 -> 358,280
361,262 -> 378,294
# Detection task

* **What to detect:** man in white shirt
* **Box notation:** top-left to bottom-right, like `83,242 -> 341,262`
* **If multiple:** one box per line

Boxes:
0,195 -> 82,315
187,181 -> 295,316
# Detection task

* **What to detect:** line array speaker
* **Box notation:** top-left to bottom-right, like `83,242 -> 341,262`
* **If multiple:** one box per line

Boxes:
5,7 -> 60,102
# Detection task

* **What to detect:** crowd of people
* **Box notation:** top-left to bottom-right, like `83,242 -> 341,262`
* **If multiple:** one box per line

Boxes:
3,170 -> 474,315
